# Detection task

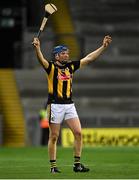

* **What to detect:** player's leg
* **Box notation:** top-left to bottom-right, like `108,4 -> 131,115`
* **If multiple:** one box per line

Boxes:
48,123 -> 60,160
65,118 -> 90,172
66,118 -> 82,157
47,104 -> 64,173
48,123 -> 61,173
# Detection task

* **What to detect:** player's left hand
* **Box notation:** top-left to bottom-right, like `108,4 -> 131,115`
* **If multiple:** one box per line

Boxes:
103,35 -> 112,48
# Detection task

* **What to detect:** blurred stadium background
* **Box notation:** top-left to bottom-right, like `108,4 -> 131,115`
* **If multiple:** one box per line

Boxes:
0,0 -> 139,147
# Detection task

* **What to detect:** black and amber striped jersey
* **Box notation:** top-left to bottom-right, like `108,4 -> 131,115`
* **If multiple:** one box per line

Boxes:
44,60 -> 80,104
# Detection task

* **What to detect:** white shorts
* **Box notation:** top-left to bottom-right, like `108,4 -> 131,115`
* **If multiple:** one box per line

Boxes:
47,103 -> 79,124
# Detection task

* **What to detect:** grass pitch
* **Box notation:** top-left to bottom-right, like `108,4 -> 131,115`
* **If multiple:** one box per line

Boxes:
0,146 -> 139,179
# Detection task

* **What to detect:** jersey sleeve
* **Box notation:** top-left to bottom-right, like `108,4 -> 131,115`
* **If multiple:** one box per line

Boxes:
72,60 -> 80,72
44,61 -> 52,75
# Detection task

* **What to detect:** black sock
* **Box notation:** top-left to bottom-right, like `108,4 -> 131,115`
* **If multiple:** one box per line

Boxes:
50,160 -> 57,168
74,156 -> 80,164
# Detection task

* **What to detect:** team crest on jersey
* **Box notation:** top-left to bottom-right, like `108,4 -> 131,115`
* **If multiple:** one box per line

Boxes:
57,74 -> 72,81
57,68 -> 72,81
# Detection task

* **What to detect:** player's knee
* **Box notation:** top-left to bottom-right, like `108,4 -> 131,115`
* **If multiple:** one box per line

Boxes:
74,130 -> 82,140
50,133 -> 59,143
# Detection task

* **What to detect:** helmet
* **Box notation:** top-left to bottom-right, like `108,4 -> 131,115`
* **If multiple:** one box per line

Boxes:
53,45 -> 68,55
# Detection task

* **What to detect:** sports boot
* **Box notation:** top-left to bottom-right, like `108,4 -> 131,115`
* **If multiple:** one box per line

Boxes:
73,163 -> 90,172
50,167 -> 61,173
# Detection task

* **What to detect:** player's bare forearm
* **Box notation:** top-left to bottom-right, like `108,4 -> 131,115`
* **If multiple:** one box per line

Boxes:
80,35 -> 112,68
80,45 -> 105,67
32,38 -> 49,69
35,47 -> 45,64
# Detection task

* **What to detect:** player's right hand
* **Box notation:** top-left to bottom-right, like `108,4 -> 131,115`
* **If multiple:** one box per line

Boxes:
32,37 -> 40,48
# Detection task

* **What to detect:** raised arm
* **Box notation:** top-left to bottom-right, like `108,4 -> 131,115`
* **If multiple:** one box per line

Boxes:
80,35 -> 112,68
32,37 -> 49,69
